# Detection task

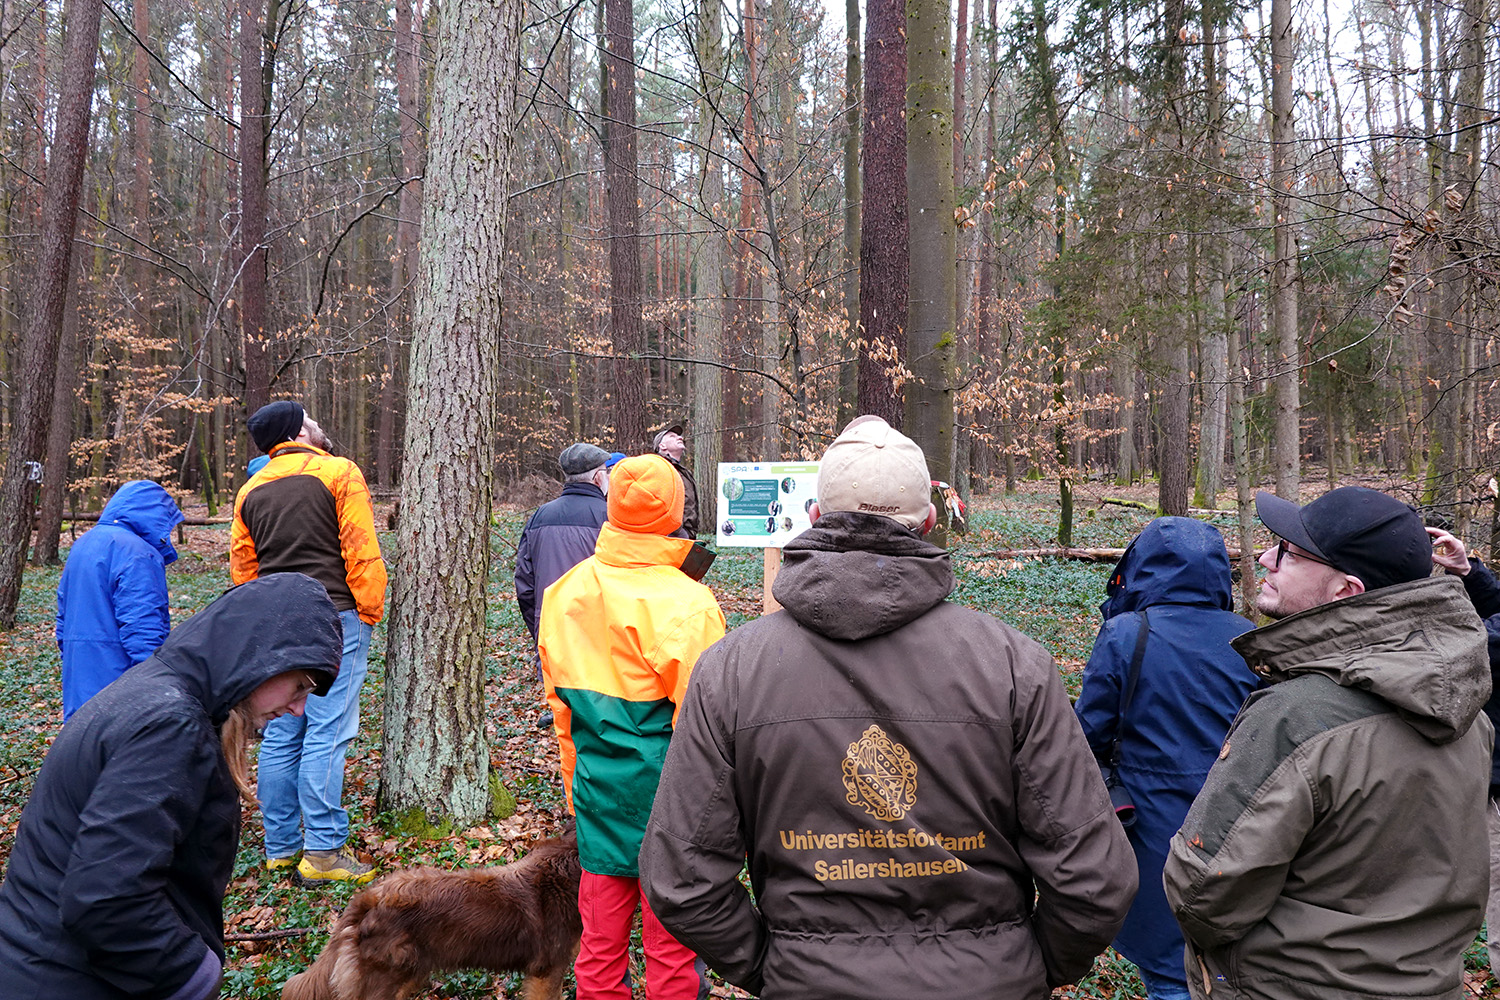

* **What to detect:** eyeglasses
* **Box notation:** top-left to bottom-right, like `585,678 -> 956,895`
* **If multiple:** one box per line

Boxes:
1274,539 -> 1334,570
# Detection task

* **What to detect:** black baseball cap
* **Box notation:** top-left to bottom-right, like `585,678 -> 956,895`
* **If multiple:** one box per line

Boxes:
1255,487 -> 1432,591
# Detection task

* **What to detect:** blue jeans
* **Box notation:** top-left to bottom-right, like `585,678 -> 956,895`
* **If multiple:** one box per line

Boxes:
259,609 -> 373,857
1140,969 -> 1193,1000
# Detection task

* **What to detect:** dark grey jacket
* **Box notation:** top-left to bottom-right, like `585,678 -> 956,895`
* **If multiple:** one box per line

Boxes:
514,482 -> 607,639
0,574 -> 342,1000
641,513 -> 1136,999
1165,575 -> 1492,1000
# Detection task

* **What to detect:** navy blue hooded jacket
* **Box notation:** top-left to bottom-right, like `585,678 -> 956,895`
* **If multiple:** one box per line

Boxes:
0,574 -> 342,1000
1456,558 -> 1500,795
514,481 -> 607,639
1074,517 -> 1257,981
56,481 -> 185,719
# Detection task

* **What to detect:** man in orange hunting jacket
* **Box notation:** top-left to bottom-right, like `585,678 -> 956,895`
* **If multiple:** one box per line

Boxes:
231,400 -> 387,886
539,453 -> 725,1000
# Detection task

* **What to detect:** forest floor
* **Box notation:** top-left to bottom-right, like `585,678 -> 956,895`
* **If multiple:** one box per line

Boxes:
0,476 -> 1492,998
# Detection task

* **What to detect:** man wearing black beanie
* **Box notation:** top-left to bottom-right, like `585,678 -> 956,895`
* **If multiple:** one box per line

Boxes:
232,402 -> 387,885
1164,487 -> 1491,1000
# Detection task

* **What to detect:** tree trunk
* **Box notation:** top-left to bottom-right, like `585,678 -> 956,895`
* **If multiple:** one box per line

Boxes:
856,0 -> 907,422
377,0 -> 424,487
34,253 -> 85,565
905,0 -> 956,544
1195,9 -> 1228,510
838,0 -> 861,428
604,0 -> 647,449
1270,0 -> 1300,498
691,0 -> 725,509
0,0 -> 104,628
378,0 -> 523,828
240,0 -> 276,417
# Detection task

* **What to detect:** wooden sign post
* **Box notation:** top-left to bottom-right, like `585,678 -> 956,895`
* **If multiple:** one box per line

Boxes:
763,547 -> 782,614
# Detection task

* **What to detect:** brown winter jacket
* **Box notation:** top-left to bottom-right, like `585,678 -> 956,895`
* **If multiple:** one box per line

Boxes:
640,512 -> 1137,1000
1164,575 -> 1492,1000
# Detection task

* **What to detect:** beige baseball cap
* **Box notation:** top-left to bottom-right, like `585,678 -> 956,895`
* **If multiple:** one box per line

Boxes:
816,415 -> 931,530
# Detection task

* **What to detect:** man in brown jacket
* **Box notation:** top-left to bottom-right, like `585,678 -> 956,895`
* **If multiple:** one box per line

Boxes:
640,415 -> 1136,1000
1164,487 -> 1492,1000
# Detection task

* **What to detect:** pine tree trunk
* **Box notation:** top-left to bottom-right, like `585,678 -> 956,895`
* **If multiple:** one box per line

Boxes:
240,0 -> 274,415
34,253 -> 84,565
377,0 -> 423,487
604,0 -> 647,449
378,0 -> 524,828
838,0 -> 861,427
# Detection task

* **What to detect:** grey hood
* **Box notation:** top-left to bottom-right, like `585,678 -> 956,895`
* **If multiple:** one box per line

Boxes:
1231,574 -> 1489,744
772,511 -> 953,640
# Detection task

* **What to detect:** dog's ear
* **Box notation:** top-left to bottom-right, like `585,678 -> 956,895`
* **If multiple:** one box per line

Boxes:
561,817 -> 577,838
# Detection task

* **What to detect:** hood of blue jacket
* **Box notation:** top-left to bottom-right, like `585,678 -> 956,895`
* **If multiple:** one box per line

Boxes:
1100,516 -> 1234,619
99,481 -> 185,565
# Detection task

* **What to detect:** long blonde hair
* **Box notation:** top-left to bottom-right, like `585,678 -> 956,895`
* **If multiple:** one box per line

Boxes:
220,703 -> 259,806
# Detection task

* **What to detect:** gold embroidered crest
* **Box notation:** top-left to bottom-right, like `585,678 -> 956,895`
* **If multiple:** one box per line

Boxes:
842,725 -> 918,821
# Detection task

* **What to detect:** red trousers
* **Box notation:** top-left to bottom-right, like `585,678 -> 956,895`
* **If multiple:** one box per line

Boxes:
576,871 -> 700,1000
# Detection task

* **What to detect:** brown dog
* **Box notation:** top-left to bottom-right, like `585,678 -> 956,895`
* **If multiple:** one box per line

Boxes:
281,831 -> 582,1000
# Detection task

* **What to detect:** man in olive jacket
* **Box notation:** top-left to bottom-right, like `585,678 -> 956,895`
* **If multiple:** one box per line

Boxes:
1164,487 -> 1493,1000
640,416 -> 1136,1000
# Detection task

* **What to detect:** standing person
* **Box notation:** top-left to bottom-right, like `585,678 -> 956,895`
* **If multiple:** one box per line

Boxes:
55,479 -> 185,720
0,573 -> 343,1000
538,453 -> 726,1000
1164,487 -> 1492,1000
515,442 -> 611,729
1074,517 -> 1257,1000
640,415 -> 1137,999
1426,526 -> 1500,981
231,400 -> 388,885
652,423 -> 699,539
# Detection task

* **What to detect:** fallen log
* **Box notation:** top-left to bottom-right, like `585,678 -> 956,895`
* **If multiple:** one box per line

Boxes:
34,512 -> 232,526
970,546 -> 1246,562
224,927 -> 316,942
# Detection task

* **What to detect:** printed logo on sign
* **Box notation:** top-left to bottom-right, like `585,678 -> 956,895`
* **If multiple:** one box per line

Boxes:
842,725 -> 917,822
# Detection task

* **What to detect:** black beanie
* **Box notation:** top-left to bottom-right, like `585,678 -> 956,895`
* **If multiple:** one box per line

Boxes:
248,401 -> 305,454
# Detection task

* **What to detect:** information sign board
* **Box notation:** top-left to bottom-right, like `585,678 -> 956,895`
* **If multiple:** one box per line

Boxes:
714,461 -> 821,548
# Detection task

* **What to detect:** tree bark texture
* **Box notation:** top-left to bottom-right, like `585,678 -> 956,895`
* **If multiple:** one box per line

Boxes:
604,0 -> 648,450
34,253 -> 84,565
856,0 -> 907,423
838,0 -> 861,427
377,0 -> 523,827
905,0 -> 956,544
1270,0 -> 1300,498
1195,12 -> 1229,510
692,0 -> 725,509
0,0 -> 103,628
377,0 -> 424,486
239,0 -> 273,416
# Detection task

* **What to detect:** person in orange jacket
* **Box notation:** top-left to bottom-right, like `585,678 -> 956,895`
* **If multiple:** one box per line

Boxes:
231,400 -> 387,886
539,453 -> 726,1000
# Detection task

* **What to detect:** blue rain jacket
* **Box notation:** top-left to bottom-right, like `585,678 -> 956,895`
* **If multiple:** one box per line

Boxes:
1074,516 -> 1257,981
56,481 -> 185,719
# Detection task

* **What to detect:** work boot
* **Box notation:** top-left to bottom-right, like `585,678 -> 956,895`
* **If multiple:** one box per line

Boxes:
296,848 -> 376,886
537,710 -> 555,730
